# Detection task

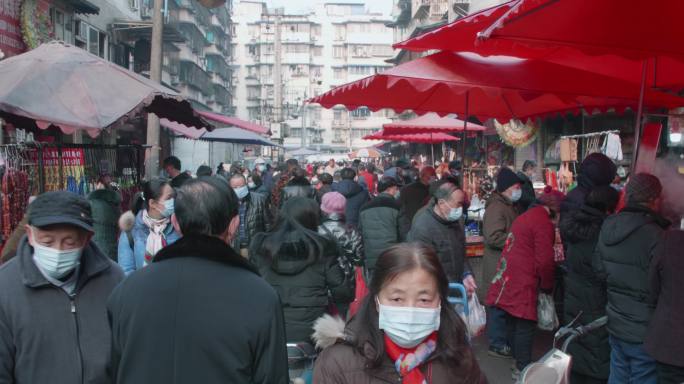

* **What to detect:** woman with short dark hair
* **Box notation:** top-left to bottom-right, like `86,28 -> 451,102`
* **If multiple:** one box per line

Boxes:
312,243 -> 485,384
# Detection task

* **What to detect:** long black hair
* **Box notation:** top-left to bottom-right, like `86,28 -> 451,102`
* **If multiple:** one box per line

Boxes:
255,196 -> 327,266
131,178 -> 171,215
353,243 -> 473,374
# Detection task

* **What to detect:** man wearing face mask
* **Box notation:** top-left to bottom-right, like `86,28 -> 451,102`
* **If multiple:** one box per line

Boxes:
0,191 -> 124,383
108,177 -> 288,384
408,180 -> 476,294
229,174 -> 270,258
482,167 -> 522,358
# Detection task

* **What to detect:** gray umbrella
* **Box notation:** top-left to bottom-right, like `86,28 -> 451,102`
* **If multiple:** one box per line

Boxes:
200,127 -> 280,147
0,41 -> 210,137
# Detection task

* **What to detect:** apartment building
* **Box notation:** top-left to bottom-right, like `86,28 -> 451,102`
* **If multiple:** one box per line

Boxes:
232,1 -> 396,153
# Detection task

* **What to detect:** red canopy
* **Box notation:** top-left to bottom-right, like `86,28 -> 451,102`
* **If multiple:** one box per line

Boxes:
383,113 -> 485,135
309,51 -> 683,123
196,110 -> 269,135
363,131 -> 460,144
394,0 -> 684,91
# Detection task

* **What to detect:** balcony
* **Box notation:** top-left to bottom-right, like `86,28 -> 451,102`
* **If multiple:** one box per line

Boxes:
174,22 -> 208,54
213,84 -> 231,107
206,55 -> 231,82
179,60 -> 213,97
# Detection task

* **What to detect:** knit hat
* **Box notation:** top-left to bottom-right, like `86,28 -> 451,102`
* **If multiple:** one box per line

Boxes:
538,186 -> 565,213
321,192 -> 346,215
496,167 -> 522,192
626,173 -> 662,205
579,153 -> 617,188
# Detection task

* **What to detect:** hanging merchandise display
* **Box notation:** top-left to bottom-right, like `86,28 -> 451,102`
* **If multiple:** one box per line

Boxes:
494,119 -> 539,148
602,132 -> 624,161
559,138 -> 578,162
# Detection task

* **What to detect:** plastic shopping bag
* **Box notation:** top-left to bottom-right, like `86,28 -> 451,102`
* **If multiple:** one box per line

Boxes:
537,293 -> 559,331
466,295 -> 487,337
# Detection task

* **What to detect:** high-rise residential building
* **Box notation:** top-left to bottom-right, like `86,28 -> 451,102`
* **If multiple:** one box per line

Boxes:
232,1 -> 396,153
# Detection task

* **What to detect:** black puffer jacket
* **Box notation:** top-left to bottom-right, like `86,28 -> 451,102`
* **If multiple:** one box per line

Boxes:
408,205 -> 471,282
318,214 -> 364,278
333,180 -> 369,227
250,233 -> 354,343
561,205 -> 610,380
593,205 -> 669,343
280,178 -> 315,207
231,191 -> 271,250
358,193 -> 401,273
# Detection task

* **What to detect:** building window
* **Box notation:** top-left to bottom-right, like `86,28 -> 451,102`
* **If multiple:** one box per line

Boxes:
371,45 -> 393,57
334,109 -> 343,121
333,68 -> 345,79
312,46 -> 323,57
349,44 -> 371,57
348,65 -> 372,75
351,107 -> 371,119
74,21 -> 106,58
333,46 -> 346,59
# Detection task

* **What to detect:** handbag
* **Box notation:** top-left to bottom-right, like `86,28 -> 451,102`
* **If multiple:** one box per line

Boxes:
537,293 -> 559,331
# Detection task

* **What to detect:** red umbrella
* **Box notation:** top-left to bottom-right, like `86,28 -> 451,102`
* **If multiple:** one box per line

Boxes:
383,113 -> 485,135
394,1 -> 684,91
363,131 -> 459,144
309,51 -> 683,124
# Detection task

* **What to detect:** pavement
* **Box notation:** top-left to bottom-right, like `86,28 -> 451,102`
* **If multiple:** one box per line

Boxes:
472,331 -> 555,383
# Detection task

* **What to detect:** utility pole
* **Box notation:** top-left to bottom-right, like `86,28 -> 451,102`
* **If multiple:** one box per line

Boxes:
273,9 -> 283,125
300,102 -> 307,149
145,0 -> 164,179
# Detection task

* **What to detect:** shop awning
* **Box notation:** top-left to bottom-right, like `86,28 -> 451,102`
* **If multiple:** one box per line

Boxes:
196,110 -> 270,135
363,131 -> 460,144
308,51 -> 684,124
66,0 -> 99,14
200,127 -> 280,147
160,118 -> 206,139
394,0 -> 684,91
383,113 -> 485,135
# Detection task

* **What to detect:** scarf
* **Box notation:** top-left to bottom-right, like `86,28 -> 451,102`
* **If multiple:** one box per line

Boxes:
384,332 -> 437,384
142,210 -> 170,265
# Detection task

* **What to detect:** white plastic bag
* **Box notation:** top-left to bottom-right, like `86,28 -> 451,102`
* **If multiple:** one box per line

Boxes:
537,293 -> 559,331
466,295 -> 487,337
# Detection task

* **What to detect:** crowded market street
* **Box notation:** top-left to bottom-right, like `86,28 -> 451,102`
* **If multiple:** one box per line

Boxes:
1,0 -> 684,383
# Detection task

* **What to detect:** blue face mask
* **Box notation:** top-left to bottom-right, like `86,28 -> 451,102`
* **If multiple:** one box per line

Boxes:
234,186 -> 249,200
162,198 -> 175,218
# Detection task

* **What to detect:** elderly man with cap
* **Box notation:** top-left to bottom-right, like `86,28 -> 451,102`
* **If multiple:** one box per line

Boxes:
593,173 -> 670,384
482,167 -> 522,353
0,191 -> 124,383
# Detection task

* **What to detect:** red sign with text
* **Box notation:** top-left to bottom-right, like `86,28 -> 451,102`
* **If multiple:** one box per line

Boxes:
0,0 -> 26,57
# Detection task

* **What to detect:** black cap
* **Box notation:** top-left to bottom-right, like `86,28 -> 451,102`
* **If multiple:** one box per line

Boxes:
496,167 -> 522,193
28,191 -> 94,232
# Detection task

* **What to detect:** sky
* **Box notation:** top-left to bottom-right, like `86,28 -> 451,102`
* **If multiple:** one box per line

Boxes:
265,0 -> 394,15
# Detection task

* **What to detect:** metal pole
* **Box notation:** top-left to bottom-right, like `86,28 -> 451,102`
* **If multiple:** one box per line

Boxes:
300,103 -> 306,149
462,91 -> 469,163
145,0 -> 164,179
632,59 -> 648,167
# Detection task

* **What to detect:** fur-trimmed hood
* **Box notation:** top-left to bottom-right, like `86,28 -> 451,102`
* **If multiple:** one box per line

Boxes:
118,210 -> 136,232
311,314 -> 347,350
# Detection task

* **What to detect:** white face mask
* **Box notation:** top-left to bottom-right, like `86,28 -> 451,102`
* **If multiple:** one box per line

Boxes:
510,189 -> 522,202
378,299 -> 441,348
31,234 -> 83,279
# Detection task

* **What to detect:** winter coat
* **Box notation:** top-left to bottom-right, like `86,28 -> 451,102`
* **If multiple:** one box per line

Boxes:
333,180 -> 369,227
481,192 -> 519,301
311,315 -> 487,384
593,206 -> 669,343
645,230 -> 684,367
0,236 -> 124,384
398,181 -> 431,237
358,170 -> 376,195
116,210 -> 181,275
231,191 -> 271,250
516,171 -> 535,212
250,232 -> 354,342
88,188 -> 121,261
0,214 -> 28,264
170,172 -> 191,189
358,193 -> 402,272
107,235 -> 288,384
280,178 -> 315,207
408,206 -> 471,282
485,206 -> 556,321
318,215 -> 364,277
561,205 -> 610,379
316,184 -> 334,204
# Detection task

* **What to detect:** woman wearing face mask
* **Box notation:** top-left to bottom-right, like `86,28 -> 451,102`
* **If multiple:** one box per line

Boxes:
117,178 -> 181,276
481,168 -> 522,357
312,243 -> 486,384
250,197 -> 353,343
485,187 -> 565,380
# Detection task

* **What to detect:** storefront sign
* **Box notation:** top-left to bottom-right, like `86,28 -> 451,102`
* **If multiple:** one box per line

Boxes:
0,0 -> 26,57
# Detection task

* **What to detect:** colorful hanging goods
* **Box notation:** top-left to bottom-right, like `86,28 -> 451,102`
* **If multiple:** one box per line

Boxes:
559,138 -> 578,162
